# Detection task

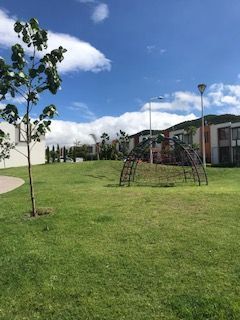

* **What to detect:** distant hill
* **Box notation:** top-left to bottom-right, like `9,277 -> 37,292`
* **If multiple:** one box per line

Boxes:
166,114 -> 240,131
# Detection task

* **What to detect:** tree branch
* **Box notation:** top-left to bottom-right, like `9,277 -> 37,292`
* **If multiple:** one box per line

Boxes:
12,146 -> 28,158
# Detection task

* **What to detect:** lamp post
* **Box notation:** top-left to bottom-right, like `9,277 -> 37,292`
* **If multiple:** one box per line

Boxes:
149,96 -> 164,164
198,83 -> 207,168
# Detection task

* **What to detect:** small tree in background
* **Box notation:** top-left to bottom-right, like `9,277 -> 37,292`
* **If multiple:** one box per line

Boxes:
117,129 -> 129,158
100,132 -> 110,159
63,146 -> 67,162
51,145 -> 56,163
72,146 -> 76,162
56,144 -> 60,162
0,18 -> 67,216
45,146 -> 50,164
0,129 -> 14,167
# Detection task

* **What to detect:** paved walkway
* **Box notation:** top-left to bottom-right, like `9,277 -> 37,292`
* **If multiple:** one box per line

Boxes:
0,176 -> 25,194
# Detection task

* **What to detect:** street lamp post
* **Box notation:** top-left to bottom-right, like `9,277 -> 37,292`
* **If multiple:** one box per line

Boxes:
149,96 -> 164,164
198,83 -> 207,168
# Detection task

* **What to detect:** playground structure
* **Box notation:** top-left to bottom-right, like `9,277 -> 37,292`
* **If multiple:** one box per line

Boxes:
119,135 -> 208,187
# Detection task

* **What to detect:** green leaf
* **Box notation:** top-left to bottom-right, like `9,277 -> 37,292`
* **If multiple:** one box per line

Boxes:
14,21 -> 23,33
18,72 -> 26,78
29,69 -> 37,78
29,18 -> 39,30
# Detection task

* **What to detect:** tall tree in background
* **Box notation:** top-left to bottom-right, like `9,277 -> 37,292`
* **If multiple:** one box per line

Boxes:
0,18 -> 66,216
117,130 -> 129,158
45,146 -> 50,164
63,146 -> 67,162
51,145 -> 56,163
56,144 -> 60,162
100,132 -> 111,159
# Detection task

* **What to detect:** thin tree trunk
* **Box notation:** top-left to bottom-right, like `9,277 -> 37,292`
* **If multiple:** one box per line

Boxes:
26,101 -> 37,217
27,139 -> 37,216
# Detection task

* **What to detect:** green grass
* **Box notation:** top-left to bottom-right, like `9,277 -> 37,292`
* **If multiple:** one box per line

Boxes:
0,161 -> 240,319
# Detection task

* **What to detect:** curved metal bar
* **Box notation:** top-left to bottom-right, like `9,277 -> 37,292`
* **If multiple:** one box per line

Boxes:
119,136 -> 208,186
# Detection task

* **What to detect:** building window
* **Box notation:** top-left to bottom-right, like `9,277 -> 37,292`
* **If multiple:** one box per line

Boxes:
183,134 -> 193,145
87,146 -> 93,153
219,146 -> 231,164
232,127 -> 240,140
175,133 -> 183,141
233,146 -> 240,164
218,127 -> 230,141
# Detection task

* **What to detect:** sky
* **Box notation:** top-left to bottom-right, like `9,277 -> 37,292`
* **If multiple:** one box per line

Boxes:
1,0 -> 240,146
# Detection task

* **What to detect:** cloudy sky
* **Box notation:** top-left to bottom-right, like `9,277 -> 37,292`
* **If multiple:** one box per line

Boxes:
1,1 -> 240,145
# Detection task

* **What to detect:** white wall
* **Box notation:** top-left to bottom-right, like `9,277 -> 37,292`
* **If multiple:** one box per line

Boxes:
0,122 -> 45,169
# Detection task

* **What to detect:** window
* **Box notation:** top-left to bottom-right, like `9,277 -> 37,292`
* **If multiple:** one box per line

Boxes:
183,134 -> 193,145
232,127 -> 240,140
175,133 -> 183,141
87,146 -> 93,153
233,146 -> 240,164
218,127 -> 230,141
219,146 -> 231,164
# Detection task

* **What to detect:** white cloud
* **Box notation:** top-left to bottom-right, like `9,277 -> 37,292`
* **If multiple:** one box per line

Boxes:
47,31 -> 111,73
160,48 -> 166,54
0,94 -> 26,107
46,111 -> 196,146
146,45 -> 166,55
91,3 -> 109,23
45,82 -> 240,146
208,83 -> 240,113
140,83 -> 240,115
141,91 -> 209,113
0,9 -> 111,73
146,45 -> 156,54
68,101 -> 96,120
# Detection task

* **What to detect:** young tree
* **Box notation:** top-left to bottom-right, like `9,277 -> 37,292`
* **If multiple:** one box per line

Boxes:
99,132 -> 110,159
0,18 -> 66,216
0,129 -> 14,167
117,129 -> 129,158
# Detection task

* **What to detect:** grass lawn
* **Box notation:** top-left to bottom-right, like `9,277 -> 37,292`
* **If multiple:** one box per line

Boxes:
0,161 -> 240,319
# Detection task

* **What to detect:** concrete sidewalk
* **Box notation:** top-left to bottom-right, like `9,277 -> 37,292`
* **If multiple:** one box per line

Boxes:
0,176 -> 25,194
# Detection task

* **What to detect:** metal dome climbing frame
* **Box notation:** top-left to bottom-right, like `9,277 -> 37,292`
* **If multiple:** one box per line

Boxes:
119,135 -> 208,187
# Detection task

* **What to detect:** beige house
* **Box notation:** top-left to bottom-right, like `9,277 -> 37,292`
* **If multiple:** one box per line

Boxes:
0,122 -> 45,169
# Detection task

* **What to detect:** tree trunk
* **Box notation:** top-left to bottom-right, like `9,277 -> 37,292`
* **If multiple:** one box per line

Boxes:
27,138 -> 37,217
26,101 -> 37,217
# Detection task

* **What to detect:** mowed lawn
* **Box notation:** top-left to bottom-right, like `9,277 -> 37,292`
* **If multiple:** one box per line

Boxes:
0,161 -> 240,320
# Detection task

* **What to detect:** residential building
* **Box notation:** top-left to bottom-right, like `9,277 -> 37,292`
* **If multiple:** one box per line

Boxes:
127,114 -> 240,166
0,122 -> 45,169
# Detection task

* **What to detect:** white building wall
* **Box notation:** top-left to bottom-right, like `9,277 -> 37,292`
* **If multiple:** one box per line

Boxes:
169,128 -> 201,144
0,122 -> 45,169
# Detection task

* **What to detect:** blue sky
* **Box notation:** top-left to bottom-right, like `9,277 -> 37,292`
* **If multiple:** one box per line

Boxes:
1,0 -> 240,145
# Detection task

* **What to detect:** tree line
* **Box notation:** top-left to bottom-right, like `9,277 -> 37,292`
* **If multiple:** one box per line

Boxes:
46,130 -> 130,163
